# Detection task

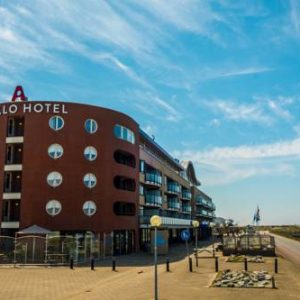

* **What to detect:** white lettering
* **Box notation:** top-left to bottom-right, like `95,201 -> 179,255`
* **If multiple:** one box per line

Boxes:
2,106 -> 7,115
44,103 -> 51,113
0,102 -> 69,116
8,104 -> 18,114
62,104 -> 68,114
53,104 -> 60,113
23,103 -> 32,113
33,103 -> 43,113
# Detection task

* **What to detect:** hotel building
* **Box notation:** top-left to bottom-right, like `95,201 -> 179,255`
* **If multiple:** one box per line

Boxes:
0,88 -> 216,254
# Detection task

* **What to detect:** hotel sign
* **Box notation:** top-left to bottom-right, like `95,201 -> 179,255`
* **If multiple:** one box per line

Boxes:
0,86 -> 68,115
0,102 -> 68,116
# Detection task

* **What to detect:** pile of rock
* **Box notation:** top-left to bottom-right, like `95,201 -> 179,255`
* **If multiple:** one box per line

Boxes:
212,270 -> 273,288
247,256 -> 264,263
227,255 -> 244,262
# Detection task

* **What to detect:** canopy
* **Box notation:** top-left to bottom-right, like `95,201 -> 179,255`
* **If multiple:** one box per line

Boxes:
17,225 -> 52,235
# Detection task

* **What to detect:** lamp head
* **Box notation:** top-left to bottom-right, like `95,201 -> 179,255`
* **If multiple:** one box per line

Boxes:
192,220 -> 199,228
150,215 -> 162,227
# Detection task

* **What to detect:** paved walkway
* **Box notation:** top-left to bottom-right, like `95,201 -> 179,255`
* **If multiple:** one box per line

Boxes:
272,234 -> 300,267
0,242 -> 300,299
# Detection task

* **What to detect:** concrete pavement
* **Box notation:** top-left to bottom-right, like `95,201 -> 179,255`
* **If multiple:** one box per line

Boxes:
272,233 -> 300,267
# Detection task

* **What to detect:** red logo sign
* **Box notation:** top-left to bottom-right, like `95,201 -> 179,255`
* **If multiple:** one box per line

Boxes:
11,86 -> 27,102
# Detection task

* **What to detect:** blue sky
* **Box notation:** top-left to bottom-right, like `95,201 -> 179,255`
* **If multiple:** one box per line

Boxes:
1,0 -> 300,225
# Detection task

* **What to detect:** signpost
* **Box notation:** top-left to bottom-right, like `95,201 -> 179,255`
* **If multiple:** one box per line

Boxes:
181,229 -> 190,257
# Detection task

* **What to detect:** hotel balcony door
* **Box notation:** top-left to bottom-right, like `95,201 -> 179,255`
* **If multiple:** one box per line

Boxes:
113,230 -> 135,255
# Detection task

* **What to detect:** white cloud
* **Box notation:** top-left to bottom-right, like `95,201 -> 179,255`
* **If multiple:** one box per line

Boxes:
218,67 -> 273,78
174,138 -> 300,185
205,99 -> 272,124
267,100 -> 292,121
129,91 -> 182,122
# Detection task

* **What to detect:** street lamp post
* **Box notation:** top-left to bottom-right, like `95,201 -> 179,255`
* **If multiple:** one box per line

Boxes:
192,220 -> 199,267
150,215 -> 162,300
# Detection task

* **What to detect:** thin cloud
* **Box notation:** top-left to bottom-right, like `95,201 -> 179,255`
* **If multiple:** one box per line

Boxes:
219,67 -> 273,78
174,138 -> 300,185
205,99 -> 272,125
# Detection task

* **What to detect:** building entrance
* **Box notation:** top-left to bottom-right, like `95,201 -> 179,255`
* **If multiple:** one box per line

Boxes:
113,230 -> 135,255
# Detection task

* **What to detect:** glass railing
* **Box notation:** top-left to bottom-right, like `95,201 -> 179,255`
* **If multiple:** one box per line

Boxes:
196,209 -> 208,216
181,190 -> 192,200
182,205 -> 191,213
145,172 -> 162,185
167,183 -> 180,193
167,200 -> 180,210
145,194 -> 162,207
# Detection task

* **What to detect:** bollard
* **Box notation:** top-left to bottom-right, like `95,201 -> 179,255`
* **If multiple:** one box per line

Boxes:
244,257 -> 248,271
91,257 -> 95,270
272,276 -> 276,289
189,257 -> 193,272
166,258 -> 170,272
215,256 -> 219,272
112,256 -> 116,271
275,258 -> 278,274
70,257 -> 74,270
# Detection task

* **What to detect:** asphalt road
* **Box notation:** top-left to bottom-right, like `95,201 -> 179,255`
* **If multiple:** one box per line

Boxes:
272,233 -> 300,267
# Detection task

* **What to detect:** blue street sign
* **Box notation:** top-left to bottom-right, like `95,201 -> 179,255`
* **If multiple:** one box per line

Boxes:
156,231 -> 166,246
180,229 -> 190,241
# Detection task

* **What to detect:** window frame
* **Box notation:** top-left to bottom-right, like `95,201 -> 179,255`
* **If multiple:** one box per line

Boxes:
82,200 -> 97,216
49,116 -> 64,131
84,119 -> 98,134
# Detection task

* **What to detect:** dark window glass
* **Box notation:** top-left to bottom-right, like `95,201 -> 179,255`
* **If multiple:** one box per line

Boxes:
114,150 -> 136,168
114,176 -> 136,192
113,202 -> 136,216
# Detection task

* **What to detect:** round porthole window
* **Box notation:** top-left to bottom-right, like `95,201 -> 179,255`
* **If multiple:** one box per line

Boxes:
48,144 -> 63,159
47,171 -> 63,188
49,116 -> 64,131
84,146 -> 97,161
83,173 -> 97,188
84,119 -> 98,134
46,200 -> 62,216
83,201 -> 97,216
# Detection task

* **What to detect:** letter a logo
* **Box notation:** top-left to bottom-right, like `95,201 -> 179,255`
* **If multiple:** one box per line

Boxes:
11,86 -> 27,102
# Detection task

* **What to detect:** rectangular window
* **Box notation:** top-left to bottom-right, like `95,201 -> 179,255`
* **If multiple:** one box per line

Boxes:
139,160 -> 145,172
139,184 -> 144,196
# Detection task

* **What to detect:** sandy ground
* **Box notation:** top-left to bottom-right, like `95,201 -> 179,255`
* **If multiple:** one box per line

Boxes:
0,245 -> 300,300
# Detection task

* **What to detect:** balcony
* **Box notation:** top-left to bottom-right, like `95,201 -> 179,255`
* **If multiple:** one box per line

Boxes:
182,205 -> 191,214
167,199 -> 180,211
196,197 -> 215,210
145,193 -> 162,207
196,209 -> 215,219
181,190 -> 192,200
144,172 -> 162,187
166,182 -> 180,194
196,209 -> 208,217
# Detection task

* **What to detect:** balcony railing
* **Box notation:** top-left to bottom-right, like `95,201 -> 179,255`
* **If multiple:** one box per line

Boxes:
167,200 -> 180,211
196,198 -> 215,210
181,190 -> 192,200
145,194 -> 162,207
182,205 -> 191,213
145,172 -> 162,186
167,183 -> 180,194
